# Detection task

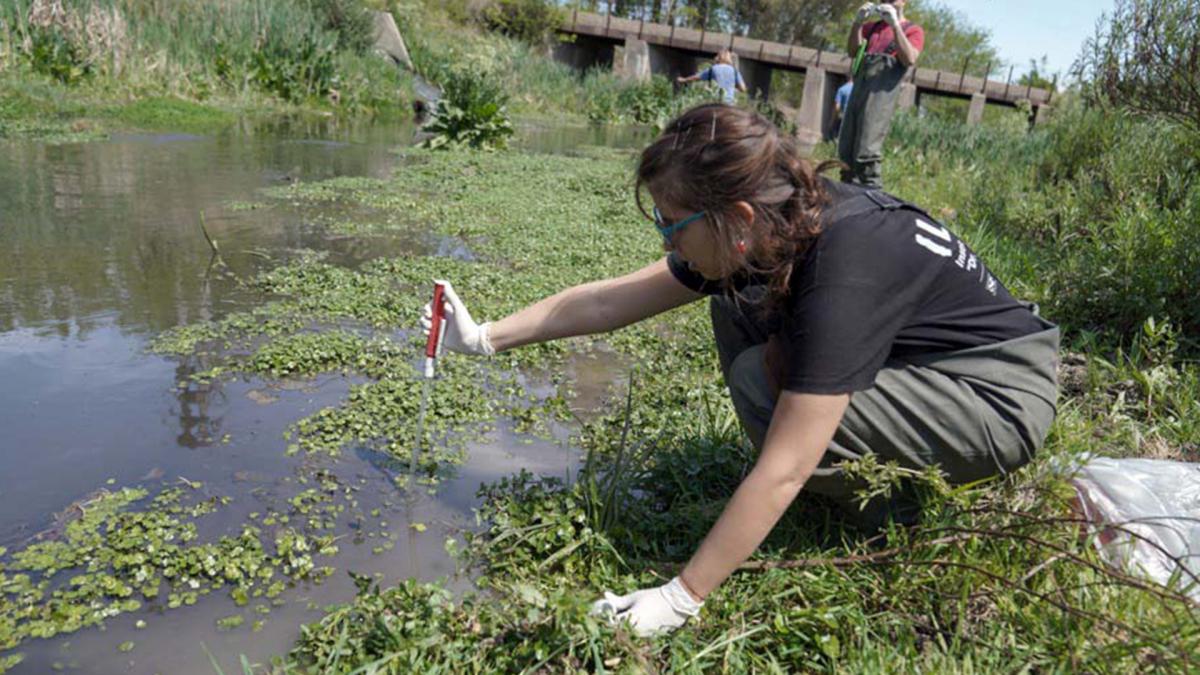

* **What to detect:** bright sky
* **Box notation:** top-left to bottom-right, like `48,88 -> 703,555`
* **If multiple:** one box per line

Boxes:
931,0 -> 1116,83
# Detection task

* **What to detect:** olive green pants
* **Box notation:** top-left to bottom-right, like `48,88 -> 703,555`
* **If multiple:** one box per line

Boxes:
711,294 -> 1060,524
838,53 -> 908,189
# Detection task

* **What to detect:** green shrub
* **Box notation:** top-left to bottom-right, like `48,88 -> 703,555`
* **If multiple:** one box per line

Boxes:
249,32 -> 337,102
479,0 -> 567,47
25,26 -> 90,84
422,67 -> 514,149
1076,0 -> 1200,131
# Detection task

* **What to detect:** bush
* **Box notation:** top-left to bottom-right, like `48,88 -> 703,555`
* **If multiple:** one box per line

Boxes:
1075,0 -> 1200,131
479,0 -> 566,47
25,26 -> 89,84
248,30 -> 338,102
421,67 -> 514,149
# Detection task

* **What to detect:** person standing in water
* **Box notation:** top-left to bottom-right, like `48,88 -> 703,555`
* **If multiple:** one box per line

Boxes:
425,105 -> 1058,637
677,49 -> 747,104
840,1 -> 924,187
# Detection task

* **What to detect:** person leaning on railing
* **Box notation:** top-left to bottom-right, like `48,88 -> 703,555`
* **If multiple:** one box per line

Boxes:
840,1 -> 924,188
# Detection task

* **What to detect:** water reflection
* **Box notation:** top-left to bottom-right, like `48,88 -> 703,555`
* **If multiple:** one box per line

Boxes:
173,357 -> 227,449
0,119 -> 413,337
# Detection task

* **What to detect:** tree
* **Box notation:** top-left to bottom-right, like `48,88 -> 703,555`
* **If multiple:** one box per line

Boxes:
1075,0 -> 1200,131
1018,56 -> 1054,91
727,0 -> 858,46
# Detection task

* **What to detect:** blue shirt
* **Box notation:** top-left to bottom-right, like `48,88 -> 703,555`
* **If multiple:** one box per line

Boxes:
835,82 -> 854,111
700,64 -> 744,103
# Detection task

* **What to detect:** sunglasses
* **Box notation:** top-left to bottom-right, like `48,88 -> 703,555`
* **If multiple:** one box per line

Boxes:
652,206 -> 706,242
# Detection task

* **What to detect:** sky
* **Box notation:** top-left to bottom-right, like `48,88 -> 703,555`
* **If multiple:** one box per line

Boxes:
930,0 -> 1116,83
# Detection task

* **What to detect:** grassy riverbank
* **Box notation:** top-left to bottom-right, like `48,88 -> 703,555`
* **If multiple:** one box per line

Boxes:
0,0 -> 744,142
0,0 -> 413,141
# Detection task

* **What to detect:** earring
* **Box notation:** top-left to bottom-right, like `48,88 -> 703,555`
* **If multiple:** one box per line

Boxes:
736,239 -> 747,254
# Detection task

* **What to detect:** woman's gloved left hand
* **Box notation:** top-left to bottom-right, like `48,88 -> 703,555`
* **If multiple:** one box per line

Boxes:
590,577 -> 703,637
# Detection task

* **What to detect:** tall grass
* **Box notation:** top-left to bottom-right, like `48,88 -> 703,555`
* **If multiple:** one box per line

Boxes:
0,0 -> 410,118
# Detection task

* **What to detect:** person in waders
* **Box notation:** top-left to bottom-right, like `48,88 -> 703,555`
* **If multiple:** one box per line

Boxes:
839,0 -> 924,188
423,105 -> 1059,637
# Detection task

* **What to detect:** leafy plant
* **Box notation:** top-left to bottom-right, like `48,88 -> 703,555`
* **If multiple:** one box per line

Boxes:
421,67 -> 514,150
248,27 -> 338,102
25,26 -> 90,84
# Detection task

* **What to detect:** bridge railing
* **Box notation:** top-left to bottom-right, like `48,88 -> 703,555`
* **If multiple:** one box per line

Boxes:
562,10 -> 1052,107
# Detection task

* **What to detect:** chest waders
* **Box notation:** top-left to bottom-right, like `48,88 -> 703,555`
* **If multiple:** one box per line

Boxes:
837,52 -> 909,189
708,191 -> 1061,528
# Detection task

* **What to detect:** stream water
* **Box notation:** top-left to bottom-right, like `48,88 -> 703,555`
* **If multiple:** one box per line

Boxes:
0,117 -> 646,673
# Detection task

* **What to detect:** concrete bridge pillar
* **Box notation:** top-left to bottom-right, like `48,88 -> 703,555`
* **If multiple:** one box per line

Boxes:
371,11 -> 412,69
796,67 -> 833,151
966,92 -> 986,125
897,82 -> 918,111
616,36 -> 651,82
1033,104 -> 1051,126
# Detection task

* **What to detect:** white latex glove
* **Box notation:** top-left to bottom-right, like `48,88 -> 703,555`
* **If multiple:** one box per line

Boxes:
590,577 -> 702,637
878,3 -> 900,27
855,2 -> 877,23
420,279 -> 495,356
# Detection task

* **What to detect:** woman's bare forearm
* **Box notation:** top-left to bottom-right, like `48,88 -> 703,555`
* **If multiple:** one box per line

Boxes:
487,258 -> 700,353
893,29 -> 919,66
488,281 -> 616,351
679,392 -> 849,599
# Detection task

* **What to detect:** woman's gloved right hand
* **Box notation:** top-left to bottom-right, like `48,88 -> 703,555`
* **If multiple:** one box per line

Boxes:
855,2 -> 876,22
421,279 -> 495,356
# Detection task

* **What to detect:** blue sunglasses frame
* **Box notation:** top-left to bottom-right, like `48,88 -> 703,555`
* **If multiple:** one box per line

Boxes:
653,206 -> 706,241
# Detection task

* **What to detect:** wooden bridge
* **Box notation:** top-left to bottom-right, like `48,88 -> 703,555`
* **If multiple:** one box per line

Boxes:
554,10 -> 1053,146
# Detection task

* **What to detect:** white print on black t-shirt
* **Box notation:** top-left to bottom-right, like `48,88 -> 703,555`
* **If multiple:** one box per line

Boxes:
913,218 -> 952,257
913,218 -> 997,295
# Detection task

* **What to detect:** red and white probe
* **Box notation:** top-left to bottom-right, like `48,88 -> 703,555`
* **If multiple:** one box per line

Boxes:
423,282 -> 447,379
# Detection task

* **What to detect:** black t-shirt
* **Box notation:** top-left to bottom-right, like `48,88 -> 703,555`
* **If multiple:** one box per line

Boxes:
668,181 -> 1049,394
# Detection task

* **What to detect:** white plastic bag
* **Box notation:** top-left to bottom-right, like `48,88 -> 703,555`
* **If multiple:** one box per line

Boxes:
1070,457 -> 1200,602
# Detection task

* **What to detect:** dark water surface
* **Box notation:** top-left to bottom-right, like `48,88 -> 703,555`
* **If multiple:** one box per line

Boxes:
0,118 -> 639,673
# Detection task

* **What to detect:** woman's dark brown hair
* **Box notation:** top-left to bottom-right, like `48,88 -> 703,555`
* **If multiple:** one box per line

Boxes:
635,103 -> 835,311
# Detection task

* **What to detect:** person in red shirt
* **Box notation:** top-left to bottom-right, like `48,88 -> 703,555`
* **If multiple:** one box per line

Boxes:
838,1 -> 924,188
